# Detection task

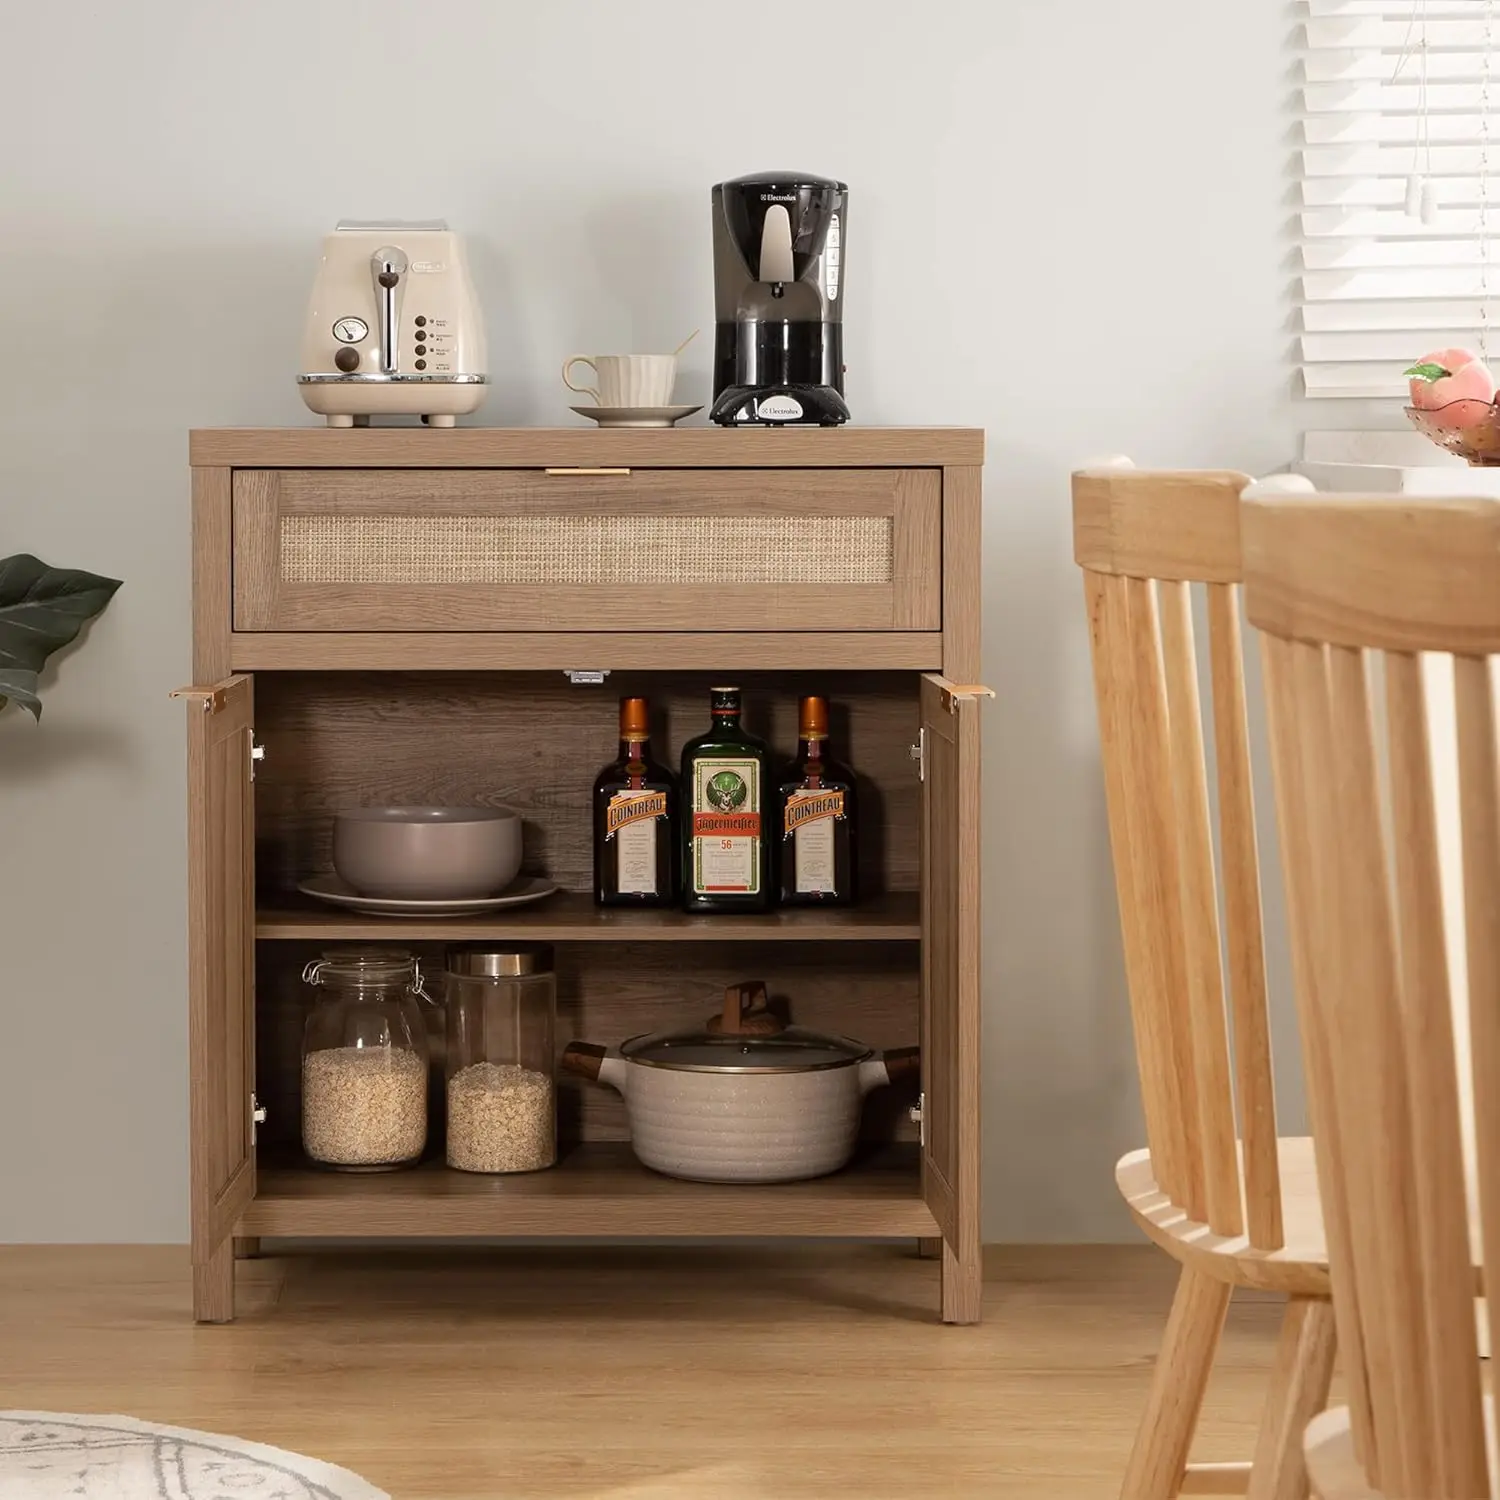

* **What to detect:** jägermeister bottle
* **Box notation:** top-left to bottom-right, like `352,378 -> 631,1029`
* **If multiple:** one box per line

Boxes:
681,686 -> 771,913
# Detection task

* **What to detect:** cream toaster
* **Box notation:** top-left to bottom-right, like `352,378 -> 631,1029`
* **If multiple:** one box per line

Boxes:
297,220 -> 488,427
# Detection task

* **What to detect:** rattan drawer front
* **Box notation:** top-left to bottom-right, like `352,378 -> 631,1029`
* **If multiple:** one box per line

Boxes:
232,469 -> 941,633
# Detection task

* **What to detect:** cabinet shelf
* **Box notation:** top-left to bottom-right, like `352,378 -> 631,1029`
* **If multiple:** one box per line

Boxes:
254,889 -> 921,942
242,1143 -> 934,1239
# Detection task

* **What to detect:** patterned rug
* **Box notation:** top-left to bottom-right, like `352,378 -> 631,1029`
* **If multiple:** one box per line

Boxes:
0,1412 -> 388,1499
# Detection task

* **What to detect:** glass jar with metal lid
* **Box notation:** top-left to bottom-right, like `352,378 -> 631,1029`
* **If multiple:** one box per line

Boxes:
300,948 -> 433,1171
441,944 -> 557,1173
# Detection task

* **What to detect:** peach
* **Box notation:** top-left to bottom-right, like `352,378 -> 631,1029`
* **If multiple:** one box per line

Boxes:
1406,347 -> 1497,415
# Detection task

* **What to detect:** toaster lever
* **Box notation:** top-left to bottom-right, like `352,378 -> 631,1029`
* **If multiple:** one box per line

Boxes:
371,245 -> 408,375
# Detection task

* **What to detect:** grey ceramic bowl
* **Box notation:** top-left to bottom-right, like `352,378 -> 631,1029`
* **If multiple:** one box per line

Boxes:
332,807 -> 523,900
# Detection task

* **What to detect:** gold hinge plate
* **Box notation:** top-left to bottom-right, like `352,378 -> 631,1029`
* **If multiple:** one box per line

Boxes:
940,683 -> 996,712
171,685 -> 227,714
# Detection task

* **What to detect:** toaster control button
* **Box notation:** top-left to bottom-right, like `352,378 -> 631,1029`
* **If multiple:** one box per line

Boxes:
334,346 -> 361,373
414,359 -> 427,371
415,344 -> 427,356
414,315 -> 427,327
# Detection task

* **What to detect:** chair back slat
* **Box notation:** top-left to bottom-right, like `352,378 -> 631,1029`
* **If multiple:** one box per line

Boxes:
1455,656 -> 1500,1413
1385,652 -> 1488,1498
1245,493 -> 1500,1500
1208,583 -> 1282,1249
1158,578 -> 1243,1236
1074,468 -> 1283,1244
1083,570 -> 1197,1208
1260,635 -> 1377,1472
1322,644 -> 1434,1496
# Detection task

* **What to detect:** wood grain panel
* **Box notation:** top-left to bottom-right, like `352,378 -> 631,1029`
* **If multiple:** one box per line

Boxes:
263,466 -> 919,516
232,468 -> 942,634
254,943 -> 921,1157
251,670 -> 920,896
230,632 -> 944,672
242,1143 -> 935,1238
185,675 -> 256,1321
941,466 -> 982,681
256,889 -> 920,941
190,425 -> 985,468
919,675 -> 984,1325
892,470 -> 942,631
191,468 -> 232,681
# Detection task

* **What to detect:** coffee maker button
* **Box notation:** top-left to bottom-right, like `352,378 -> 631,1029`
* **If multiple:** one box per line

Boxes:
334,346 -> 360,373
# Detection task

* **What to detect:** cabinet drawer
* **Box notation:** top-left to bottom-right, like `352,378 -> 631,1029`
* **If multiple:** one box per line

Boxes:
231,468 -> 940,633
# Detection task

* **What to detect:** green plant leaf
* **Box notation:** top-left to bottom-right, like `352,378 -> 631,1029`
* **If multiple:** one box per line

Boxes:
1404,361 -> 1452,382
0,554 -> 121,720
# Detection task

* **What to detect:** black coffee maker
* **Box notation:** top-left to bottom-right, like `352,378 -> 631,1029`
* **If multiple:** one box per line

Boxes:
710,172 -> 849,426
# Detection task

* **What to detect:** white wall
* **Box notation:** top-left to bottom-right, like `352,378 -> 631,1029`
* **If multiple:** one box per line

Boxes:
0,0 -> 1301,1242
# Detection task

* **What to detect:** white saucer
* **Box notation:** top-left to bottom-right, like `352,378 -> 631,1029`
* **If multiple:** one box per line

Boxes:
297,873 -> 560,917
570,404 -> 702,429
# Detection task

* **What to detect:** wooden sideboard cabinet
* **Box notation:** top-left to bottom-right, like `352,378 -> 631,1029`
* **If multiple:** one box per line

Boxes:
183,426 -> 985,1325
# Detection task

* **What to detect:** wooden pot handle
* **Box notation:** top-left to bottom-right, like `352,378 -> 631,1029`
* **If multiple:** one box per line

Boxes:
560,1041 -> 607,1081
882,1045 -> 921,1088
709,981 -> 778,1036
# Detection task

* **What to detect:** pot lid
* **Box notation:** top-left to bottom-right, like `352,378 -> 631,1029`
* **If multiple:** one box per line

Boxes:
620,1025 -> 870,1074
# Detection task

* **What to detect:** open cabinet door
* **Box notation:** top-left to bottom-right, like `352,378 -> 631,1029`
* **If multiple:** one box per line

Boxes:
919,674 -> 983,1324
183,675 -> 256,1321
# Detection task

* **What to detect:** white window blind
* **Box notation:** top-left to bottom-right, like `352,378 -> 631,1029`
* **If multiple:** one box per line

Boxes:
1300,0 -> 1500,397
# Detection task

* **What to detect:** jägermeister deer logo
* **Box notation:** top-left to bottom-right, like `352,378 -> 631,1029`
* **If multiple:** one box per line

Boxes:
706,770 -> 748,812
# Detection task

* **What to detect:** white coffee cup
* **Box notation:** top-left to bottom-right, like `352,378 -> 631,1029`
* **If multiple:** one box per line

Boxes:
563,353 -> 677,408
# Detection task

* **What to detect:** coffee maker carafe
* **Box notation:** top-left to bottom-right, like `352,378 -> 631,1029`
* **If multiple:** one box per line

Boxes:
710,172 -> 849,426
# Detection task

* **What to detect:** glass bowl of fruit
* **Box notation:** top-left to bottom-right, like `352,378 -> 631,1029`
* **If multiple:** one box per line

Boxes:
1404,349 -> 1500,464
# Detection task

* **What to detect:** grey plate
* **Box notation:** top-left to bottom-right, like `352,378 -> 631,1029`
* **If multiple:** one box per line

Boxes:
297,873 -> 559,917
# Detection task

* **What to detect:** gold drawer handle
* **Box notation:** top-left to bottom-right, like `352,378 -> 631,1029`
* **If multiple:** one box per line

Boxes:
544,466 -> 631,476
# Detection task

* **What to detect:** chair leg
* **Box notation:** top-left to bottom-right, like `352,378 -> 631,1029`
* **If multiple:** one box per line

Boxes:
1121,1266 -> 1234,1500
1246,1296 -> 1337,1500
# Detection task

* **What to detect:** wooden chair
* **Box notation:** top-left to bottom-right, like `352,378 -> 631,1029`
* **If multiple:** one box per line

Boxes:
1243,493 -> 1498,1500
1073,467 -> 1336,1500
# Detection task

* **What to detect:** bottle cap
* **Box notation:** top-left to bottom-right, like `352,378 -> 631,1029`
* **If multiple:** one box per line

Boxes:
619,696 -> 650,738
799,696 -> 829,738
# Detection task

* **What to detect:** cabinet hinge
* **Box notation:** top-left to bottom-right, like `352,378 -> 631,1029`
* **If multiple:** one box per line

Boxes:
910,728 -> 926,782
940,683 -> 996,713
170,685 -> 227,714
909,1092 -> 926,1148
564,670 -> 610,685
250,736 -> 266,780
251,1094 -> 267,1142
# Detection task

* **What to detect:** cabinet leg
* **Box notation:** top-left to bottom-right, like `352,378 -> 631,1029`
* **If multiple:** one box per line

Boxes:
233,1236 -> 261,1260
940,1239 -> 983,1324
193,1240 -> 236,1324
917,1237 -> 943,1260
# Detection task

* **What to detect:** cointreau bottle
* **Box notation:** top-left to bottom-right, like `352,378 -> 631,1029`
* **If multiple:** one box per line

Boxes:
776,696 -> 857,906
681,686 -> 771,913
593,697 -> 676,907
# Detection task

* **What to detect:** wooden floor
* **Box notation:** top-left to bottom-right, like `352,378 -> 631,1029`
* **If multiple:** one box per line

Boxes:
0,1243 -> 1288,1499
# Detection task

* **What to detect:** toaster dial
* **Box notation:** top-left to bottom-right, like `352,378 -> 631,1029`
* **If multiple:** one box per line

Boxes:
332,317 -> 368,344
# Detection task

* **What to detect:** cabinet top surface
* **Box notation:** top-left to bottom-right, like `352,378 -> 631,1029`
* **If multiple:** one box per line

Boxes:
189,426 -> 984,468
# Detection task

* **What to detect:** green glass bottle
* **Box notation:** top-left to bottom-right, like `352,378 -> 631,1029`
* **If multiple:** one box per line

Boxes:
681,686 -> 771,913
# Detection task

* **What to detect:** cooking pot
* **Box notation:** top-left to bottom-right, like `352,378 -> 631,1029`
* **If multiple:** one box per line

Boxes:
561,984 -> 919,1184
